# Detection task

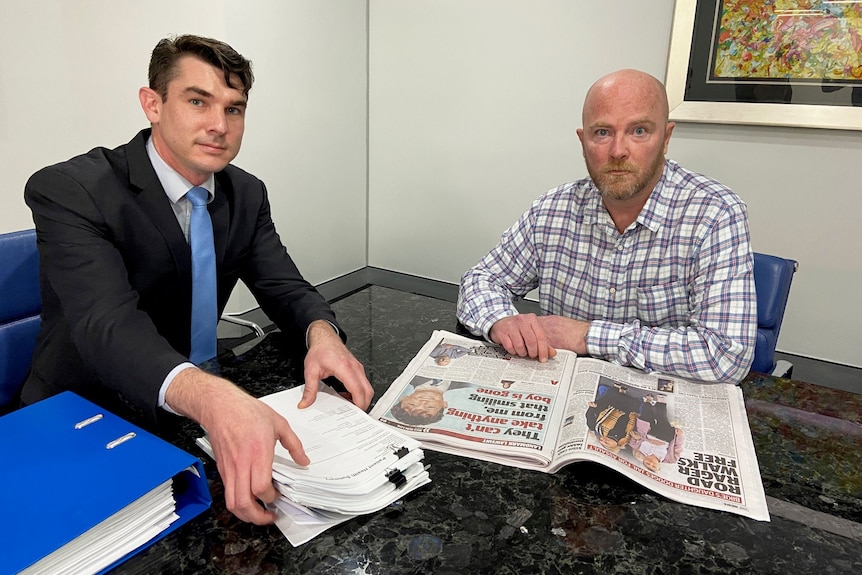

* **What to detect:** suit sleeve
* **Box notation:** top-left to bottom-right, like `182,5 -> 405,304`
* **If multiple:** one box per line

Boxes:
235,182 -> 343,343
25,167 -> 189,419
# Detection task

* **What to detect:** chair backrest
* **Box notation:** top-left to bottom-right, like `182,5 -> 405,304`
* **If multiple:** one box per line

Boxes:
0,229 -> 41,411
751,252 -> 797,374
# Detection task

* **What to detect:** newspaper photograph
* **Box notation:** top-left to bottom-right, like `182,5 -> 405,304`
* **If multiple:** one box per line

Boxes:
369,330 -> 770,521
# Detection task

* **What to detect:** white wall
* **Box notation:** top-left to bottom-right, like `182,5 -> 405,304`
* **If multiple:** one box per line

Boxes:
0,0 -> 368,312
368,0 -> 862,367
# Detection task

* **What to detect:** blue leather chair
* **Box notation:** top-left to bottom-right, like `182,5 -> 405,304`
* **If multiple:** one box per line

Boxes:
0,229 -> 41,412
752,252 -> 797,377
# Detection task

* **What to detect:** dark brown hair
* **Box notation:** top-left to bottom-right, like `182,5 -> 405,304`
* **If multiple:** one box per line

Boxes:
148,34 -> 254,100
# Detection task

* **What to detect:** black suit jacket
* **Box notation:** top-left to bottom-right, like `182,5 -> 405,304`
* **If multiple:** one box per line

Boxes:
23,129 -> 341,422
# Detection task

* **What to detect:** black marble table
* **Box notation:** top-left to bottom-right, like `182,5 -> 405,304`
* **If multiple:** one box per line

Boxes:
114,286 -> 862,574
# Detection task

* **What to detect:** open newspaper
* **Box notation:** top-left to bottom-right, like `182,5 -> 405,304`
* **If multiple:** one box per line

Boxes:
369,330 -> 770,521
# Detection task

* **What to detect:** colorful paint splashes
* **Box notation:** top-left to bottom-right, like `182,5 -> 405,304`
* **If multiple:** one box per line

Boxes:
714,0 -> 862,79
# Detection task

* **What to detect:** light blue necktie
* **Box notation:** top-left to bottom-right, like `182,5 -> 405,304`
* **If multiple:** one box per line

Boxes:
186,186 -> 217,364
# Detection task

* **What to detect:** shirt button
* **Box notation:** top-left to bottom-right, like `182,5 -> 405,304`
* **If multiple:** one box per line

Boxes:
616,244 -> 624,251
609,287 -> 617,295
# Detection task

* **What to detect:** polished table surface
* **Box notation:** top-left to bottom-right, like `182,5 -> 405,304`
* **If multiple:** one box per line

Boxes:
115,286 -> 861,574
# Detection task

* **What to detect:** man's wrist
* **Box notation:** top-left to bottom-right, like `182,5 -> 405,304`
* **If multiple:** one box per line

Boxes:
165,367 -> 236,426
484,311 -> 518,342
307,319 -> 339,348
159,362 -> 196,414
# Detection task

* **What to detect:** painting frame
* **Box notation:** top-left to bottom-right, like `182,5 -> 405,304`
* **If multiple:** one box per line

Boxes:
666,0 -> 862,131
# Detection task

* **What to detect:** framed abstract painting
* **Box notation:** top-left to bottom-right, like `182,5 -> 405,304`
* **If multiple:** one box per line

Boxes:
666,0 -> 862,130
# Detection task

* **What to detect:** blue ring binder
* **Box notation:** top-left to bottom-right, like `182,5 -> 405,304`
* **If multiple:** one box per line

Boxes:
0,392 -> 212,575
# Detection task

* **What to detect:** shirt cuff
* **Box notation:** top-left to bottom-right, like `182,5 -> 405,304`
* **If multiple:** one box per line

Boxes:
585,319 -> 625,359
159,362 -> 196,415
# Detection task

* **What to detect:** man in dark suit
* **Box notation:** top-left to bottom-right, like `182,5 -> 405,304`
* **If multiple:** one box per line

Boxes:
23,34 -> 373,525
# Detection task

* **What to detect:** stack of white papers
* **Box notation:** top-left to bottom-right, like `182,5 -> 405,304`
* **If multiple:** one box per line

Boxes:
197,385 -> 430,545
21,481 -> 178,575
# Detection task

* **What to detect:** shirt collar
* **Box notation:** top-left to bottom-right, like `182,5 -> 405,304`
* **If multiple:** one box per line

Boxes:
146,137 -> 214,203
582,184 -> 604,227
635,160 -> 673,233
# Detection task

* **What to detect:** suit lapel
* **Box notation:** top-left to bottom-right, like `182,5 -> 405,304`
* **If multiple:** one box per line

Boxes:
211,173 -> 230,266
126,130 -> 192,281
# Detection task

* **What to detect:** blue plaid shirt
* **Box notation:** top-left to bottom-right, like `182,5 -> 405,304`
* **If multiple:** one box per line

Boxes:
457,160 -> 757,384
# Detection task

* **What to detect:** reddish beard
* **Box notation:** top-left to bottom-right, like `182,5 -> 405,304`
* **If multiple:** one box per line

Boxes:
588,153 -> 664,201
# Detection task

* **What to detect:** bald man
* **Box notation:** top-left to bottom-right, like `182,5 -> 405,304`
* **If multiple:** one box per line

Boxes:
457,69 -> 756,384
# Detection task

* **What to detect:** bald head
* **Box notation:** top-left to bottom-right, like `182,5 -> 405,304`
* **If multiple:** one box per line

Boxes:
582,69 -> 670,126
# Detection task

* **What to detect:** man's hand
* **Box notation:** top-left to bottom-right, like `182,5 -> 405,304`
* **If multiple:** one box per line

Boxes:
166,368 -> 307,525
536,315 -> 590,355
298,320 -> 373,410
489,314 -> 557,362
